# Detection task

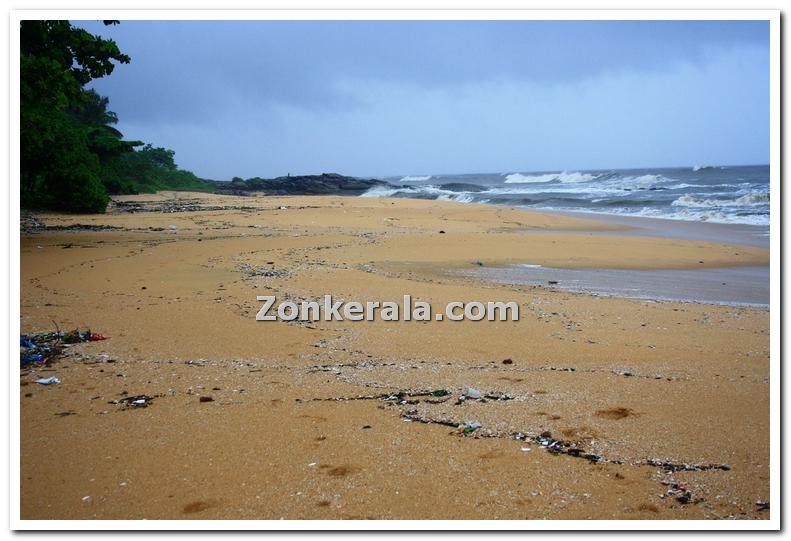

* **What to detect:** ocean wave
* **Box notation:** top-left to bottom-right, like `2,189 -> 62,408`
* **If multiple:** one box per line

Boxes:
364,167 -> 769,227
691,164 -> 727,172
534,205 -> 769,226
616,174 -> 666,187
672,192 -> 769,208
360,186 -> 407,198
504,171 -> 598,184
437,193 -> 475,204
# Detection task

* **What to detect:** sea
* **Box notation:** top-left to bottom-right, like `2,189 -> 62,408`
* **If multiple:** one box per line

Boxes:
362,165 -> 770,227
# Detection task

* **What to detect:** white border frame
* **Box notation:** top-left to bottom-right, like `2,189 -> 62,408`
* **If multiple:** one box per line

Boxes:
7,8 -> 781,531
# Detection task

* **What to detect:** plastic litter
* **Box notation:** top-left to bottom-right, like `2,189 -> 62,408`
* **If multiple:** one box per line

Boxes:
463,387 -> 482,400
457,420 -> 482,434
20,328 -> 107,367
430,389 -> 450,397
35,377 -> 60,385
110,394 -> 155,409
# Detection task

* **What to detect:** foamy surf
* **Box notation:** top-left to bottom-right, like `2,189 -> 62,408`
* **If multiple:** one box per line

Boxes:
504,171 -> 598,184
367,165 -> 769,227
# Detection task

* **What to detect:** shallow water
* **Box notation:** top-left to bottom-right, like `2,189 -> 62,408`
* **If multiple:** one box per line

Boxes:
457,264 -> 769,307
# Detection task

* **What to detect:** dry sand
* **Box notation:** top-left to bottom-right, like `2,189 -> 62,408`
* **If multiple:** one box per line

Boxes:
19,192 -> 770,520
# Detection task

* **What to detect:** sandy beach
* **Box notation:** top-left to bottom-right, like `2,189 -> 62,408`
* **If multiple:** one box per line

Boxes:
19,192 -> 770,520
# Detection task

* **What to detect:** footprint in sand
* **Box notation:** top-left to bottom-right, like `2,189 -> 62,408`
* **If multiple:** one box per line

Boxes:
595,407 -> 636,420
317,464 -> 360,477
182,500 -> 218,514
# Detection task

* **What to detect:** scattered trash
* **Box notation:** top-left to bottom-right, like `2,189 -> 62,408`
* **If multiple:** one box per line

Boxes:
430,389 -> 450,397
548,280 -> 558,285
663,482 -> 701,505
463,387 -> 482,400
308,463 -> 317,467
110,394 -> 155,409
199,396 -> 214,403
502,358 -> 513,365
35,377 -> 60,385
81,496 -> 91,502
520,447 -> 532,452
20,328 -> 107,367
756,500 -> 770,511
362,425 -> 373,429
457,420 -> 482,434
642,459 -> 731,473
439,230 -> 445,234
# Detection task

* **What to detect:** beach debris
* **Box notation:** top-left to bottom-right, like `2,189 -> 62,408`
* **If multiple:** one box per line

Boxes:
484,392 -> 514,401
473,261 -> 484,267
362,425 -> 373,429
641,459 -> 731,473
430,389 -> 450,397
110,394 -> 155,409
502,358 -> 514,365
548,280 -> 558,285
462,387 -> 482,400
439,230 -> 446,234
661,482 -> 702,505
20,329 -> 107,367
199,396 -> 214,403
756,500 -> 770,511
81,496 -> 91,502
457,420 -> 482,434
35,377 -> 60,385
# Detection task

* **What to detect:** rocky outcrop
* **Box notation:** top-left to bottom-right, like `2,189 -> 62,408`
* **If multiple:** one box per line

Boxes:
213,173 -> 387,196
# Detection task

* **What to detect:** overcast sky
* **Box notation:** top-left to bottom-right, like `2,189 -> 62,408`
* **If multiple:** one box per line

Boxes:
75,19 -> 769,180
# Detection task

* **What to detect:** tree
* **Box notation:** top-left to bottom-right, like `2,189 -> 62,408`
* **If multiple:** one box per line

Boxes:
21,20 -> 131,212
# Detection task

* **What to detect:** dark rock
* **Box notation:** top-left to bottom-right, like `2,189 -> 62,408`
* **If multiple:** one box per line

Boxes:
199,396 -> 214,403
438,182 -> 487,193
212,173 -> 387,196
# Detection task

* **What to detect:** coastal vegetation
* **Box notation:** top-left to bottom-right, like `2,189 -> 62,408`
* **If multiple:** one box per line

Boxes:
20,20 -> 212,213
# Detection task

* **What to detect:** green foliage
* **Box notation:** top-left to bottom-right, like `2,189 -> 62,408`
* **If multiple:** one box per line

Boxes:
21,20 -> 130,212
101,145 -> 214,194
21,20 -> 211,213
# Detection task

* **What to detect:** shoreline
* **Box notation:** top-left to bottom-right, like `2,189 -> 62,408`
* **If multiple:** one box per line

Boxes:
532,208 -> 769,249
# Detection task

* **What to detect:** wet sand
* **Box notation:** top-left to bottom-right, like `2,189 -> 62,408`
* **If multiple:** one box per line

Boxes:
19,192 -> 771,521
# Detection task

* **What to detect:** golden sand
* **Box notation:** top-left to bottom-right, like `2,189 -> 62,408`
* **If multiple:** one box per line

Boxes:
20,192 -> 769,520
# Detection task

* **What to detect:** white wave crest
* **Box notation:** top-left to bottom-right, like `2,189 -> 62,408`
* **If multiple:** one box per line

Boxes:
400,175 -> 432,182
360,186 -> 404,198
437,193 -> 475,204
504,171 -> 597,184
672,192 -> 769,208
